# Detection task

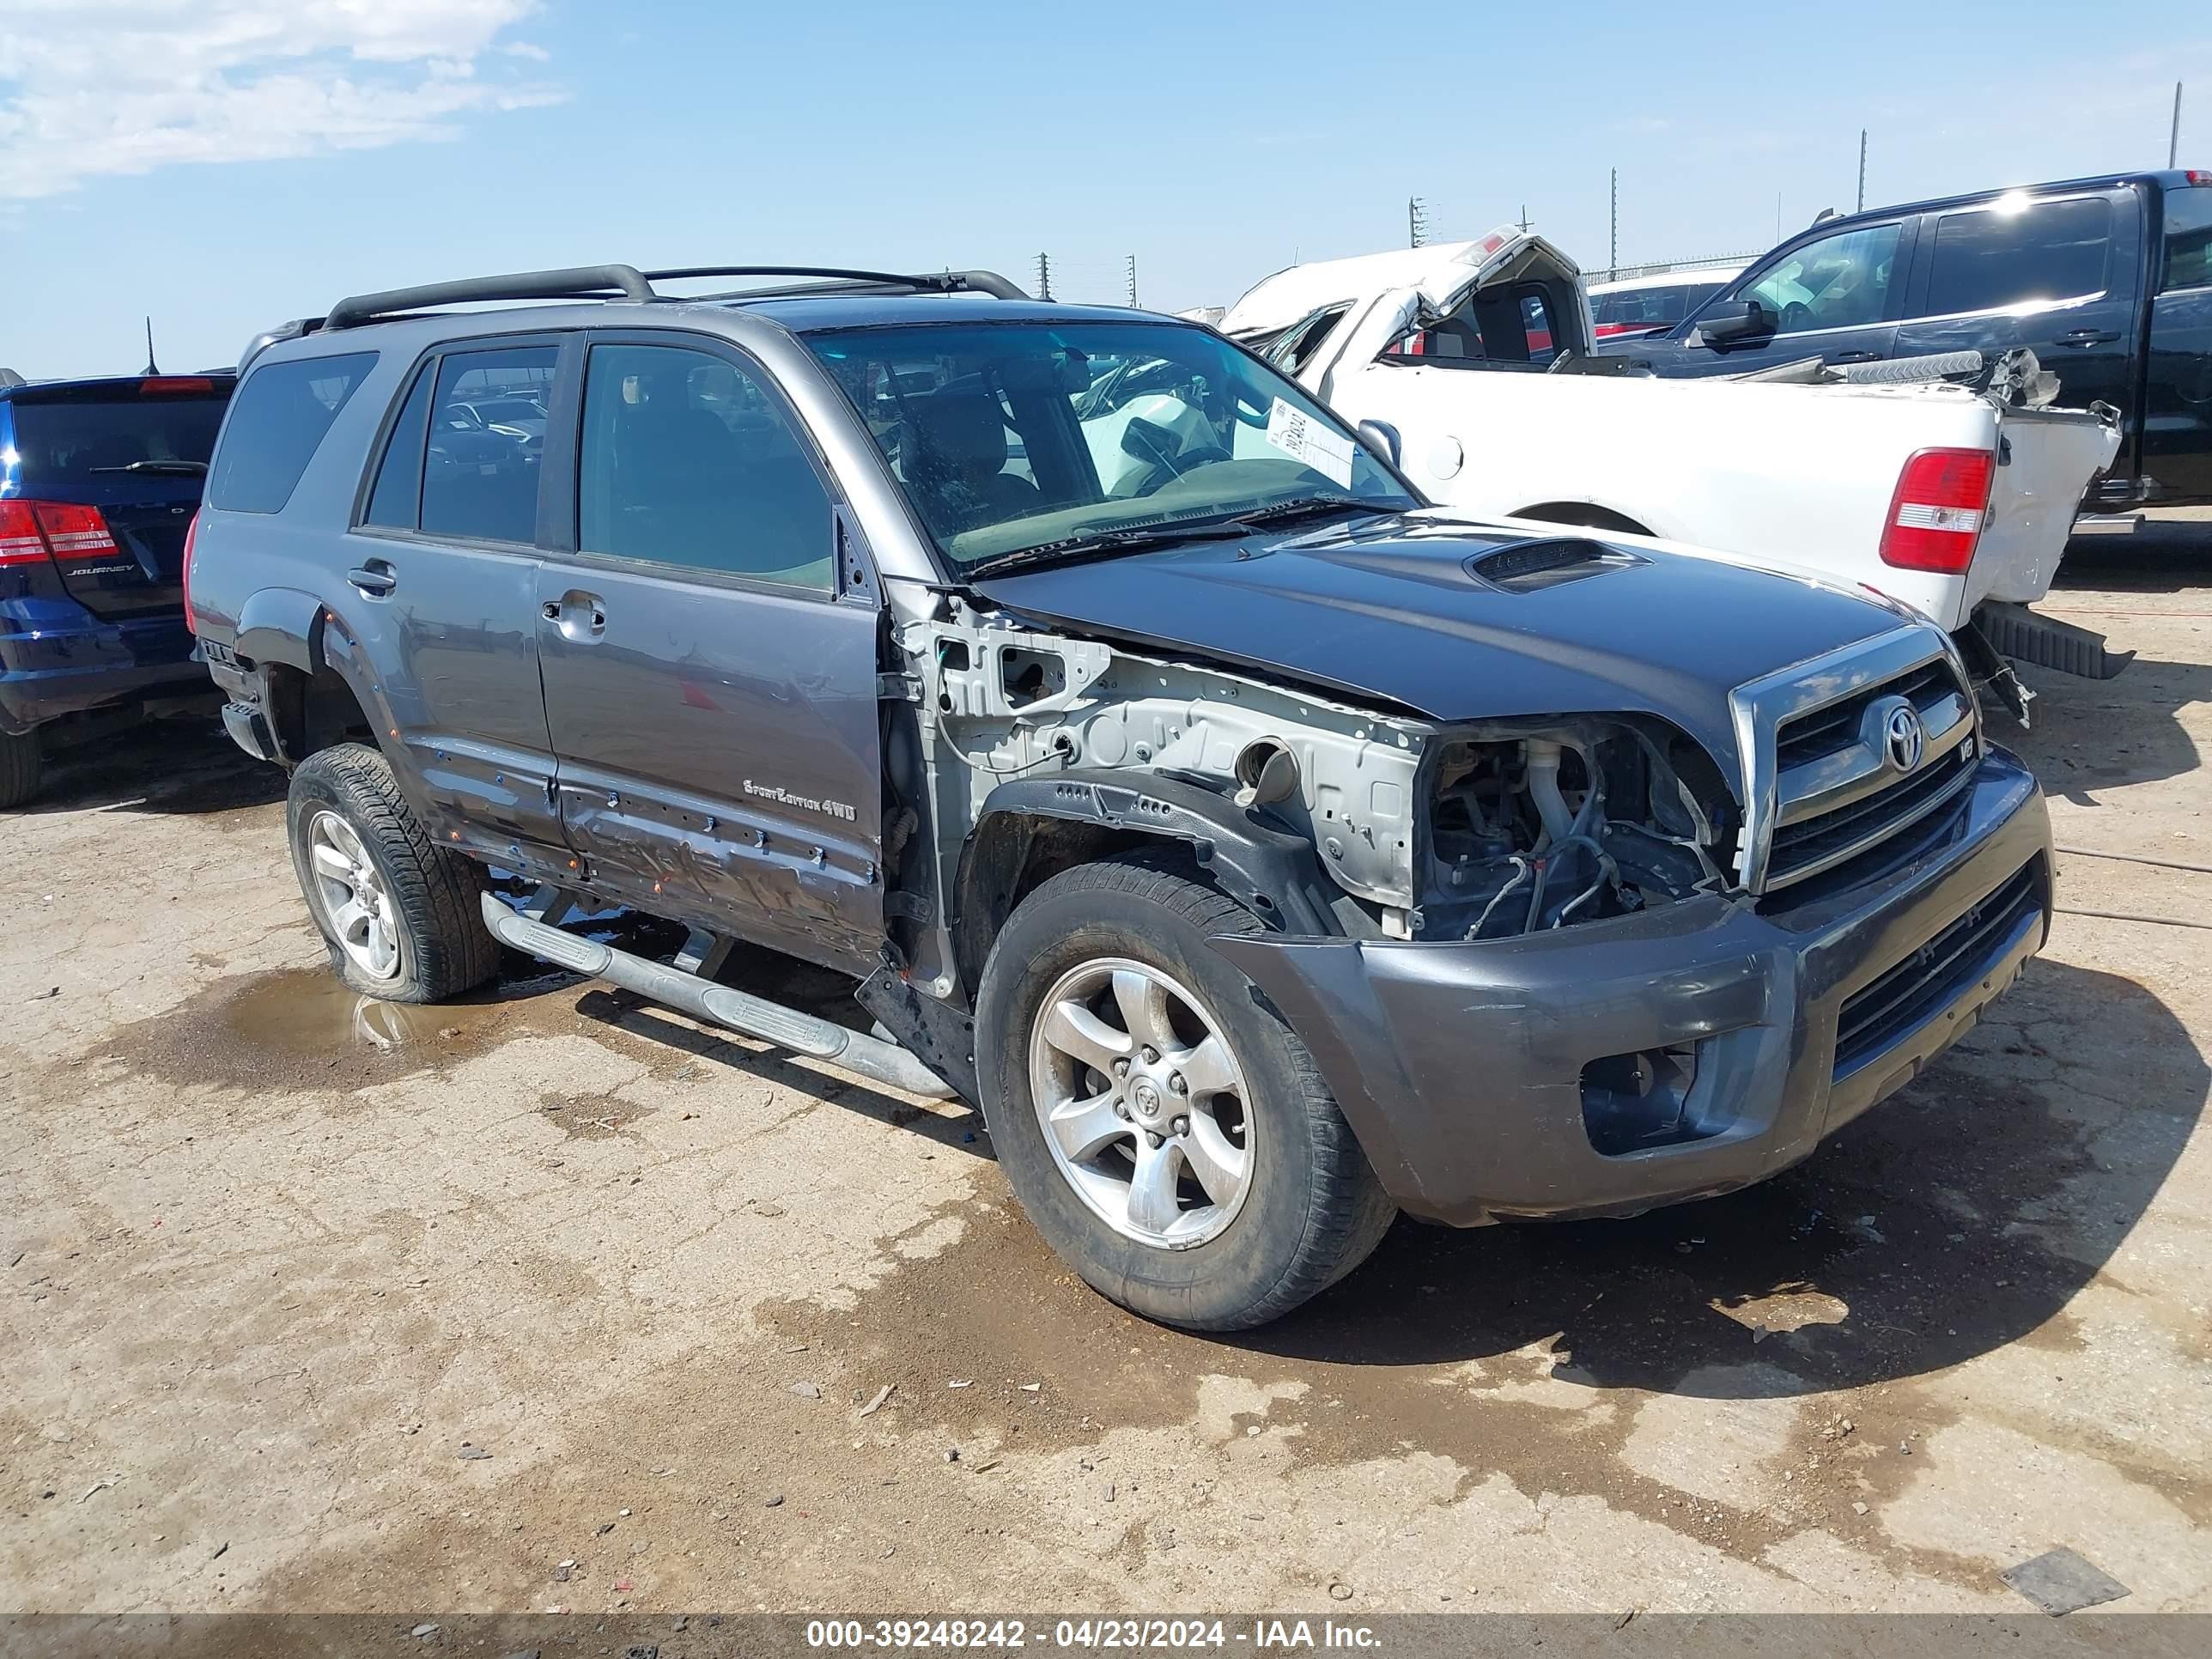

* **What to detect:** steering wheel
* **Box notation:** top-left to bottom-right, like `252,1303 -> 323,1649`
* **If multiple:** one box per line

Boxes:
1131,443 -> 1233,497
1779,301 -> 1813,335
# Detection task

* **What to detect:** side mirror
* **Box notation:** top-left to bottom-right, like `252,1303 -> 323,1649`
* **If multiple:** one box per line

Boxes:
1692,299 -> 1775,347
1356,419 -> 1401,467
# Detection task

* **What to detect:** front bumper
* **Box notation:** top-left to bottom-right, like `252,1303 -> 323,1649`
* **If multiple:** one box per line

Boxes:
1212,749 -> 2051,1225
0,611 -> 204,738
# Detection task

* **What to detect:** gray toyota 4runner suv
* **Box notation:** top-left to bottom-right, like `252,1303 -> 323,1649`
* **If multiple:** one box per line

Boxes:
191,264 -> 2053,1330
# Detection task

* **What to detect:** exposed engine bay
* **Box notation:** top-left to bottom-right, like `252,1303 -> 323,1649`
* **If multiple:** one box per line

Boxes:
899,599 -> 1742,952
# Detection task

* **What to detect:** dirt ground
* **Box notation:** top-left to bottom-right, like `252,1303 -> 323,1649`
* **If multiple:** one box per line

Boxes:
3,531 -> 2209,1620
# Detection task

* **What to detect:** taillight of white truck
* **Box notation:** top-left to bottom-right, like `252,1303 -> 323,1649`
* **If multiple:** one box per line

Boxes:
1880,447 -> 1995,573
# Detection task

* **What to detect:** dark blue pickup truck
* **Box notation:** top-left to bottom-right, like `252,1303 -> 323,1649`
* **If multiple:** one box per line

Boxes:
1598,169 -> 2212,512
0,370 -> 234,805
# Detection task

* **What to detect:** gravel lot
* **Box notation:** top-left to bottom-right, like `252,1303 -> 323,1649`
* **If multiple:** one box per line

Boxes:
3,534 -> 2209,1617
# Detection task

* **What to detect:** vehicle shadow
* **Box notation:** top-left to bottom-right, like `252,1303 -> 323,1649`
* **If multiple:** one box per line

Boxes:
2005,649 -> 2212,805
569,981 -> 994,1164
2060,515 -> 2212,591
19,715 -> 286,817
1238,953 -> 2203,1398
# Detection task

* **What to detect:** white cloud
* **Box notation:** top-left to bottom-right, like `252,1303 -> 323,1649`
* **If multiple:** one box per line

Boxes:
0,0 -> 561,200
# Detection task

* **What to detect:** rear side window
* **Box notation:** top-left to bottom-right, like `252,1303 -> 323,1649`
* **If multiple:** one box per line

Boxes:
208,353 -> 377,514
419,346 -> 556,544
1923,197 -> 2112,316
363,363 -> 434,529
2163,186 -> 2212,291
7,383 -> 231,495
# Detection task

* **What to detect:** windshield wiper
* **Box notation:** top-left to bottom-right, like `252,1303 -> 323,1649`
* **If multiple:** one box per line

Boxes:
89,459 -> 207,476
1234,494 -> 1388,527
967,516 -> 1256,577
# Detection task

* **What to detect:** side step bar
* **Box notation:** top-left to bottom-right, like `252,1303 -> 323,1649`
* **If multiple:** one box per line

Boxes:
480,893 -> 954,1099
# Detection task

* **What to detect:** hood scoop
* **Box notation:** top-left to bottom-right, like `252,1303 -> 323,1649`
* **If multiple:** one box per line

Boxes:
1467,536 -> 1644,593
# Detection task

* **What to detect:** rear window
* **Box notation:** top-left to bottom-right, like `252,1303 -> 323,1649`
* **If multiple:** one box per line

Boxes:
6,386 -> 230,494
208,352 -> 379,514
2163,185 -> 2212,291
1923,197 -> 2112,316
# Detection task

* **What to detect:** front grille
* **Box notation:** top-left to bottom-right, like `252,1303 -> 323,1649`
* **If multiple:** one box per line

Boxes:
1774,661 -> 1952,770
1763,653 -> 1976,889
1768,741 -> 1974,880
1832,860 -> 2042,1078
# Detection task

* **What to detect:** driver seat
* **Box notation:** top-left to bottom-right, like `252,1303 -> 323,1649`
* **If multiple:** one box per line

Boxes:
902,390 -> 1039,530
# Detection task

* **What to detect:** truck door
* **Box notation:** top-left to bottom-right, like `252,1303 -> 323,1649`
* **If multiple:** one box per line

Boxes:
2142,180 -> 2212,505
1893,187 -> 2142,460
535,334 -> 884,973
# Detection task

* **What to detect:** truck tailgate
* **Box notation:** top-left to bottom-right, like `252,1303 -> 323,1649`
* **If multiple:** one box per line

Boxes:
1969,404 -> 2121,617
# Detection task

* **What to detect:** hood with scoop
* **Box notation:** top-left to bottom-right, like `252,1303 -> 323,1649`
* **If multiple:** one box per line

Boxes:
973,511 -> 1911,779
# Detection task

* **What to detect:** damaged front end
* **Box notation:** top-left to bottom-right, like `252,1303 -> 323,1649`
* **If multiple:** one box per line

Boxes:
1411,717 -> 1738,942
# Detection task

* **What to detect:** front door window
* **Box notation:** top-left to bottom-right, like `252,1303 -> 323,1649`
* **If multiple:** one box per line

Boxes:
1743,223 -> 1902,336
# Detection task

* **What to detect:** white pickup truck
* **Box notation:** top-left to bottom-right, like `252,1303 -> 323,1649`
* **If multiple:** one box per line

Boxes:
1211,228 -> 2126,701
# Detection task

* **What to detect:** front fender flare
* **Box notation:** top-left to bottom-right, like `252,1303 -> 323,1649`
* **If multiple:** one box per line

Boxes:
969,769 -> 1346,942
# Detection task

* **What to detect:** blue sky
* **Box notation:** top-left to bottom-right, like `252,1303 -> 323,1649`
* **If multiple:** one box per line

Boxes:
3,0 -> 2205,377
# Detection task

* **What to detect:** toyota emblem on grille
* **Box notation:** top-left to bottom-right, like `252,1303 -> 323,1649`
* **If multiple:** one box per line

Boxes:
1881,702 -> 1926,773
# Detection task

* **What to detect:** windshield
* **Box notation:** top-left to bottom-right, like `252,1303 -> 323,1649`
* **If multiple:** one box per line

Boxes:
803,319 -> 1416,571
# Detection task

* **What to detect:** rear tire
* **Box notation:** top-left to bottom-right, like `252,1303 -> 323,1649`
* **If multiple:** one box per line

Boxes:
0,731 -> 41,811
286,742 -> 499,1002
976,852 -> 1395,1331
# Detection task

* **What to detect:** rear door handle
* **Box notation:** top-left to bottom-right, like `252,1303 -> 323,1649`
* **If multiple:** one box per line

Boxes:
1830,350 -> 1883,364
2057,328 -> 2119,347
346,560 -> 397,597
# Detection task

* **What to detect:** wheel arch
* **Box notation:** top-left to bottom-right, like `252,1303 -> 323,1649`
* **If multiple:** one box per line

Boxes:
246,591 -> 396,766
951,769 -> 1346,1000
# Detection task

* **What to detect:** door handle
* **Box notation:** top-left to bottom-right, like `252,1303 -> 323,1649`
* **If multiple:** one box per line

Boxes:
2057,328 -> 2119,347
345,561 -> 397,597
1830,350 -> 1883,364
540,591 -> 607,638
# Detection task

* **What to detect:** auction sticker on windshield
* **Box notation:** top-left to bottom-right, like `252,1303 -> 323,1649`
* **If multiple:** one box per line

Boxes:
1264,398 -> 1355,489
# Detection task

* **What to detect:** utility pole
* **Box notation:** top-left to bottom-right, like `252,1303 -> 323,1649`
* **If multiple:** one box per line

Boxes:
1126,254 -> 1139,308
2173,82 -> 2185,168
1516,204 -> 1531,233
1407,197 -> 1429,248
1857,128 -> 1868,212
1034,252 -> 1052,301
1607,167 -> 1617,281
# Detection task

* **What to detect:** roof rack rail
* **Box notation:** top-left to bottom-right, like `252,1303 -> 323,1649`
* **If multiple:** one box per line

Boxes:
321,264 -> 1032,333
324,264 -> 657,331
644,266 -> 1030,301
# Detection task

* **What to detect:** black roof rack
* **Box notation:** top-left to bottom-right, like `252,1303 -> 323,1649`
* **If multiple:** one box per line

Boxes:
321,263 -> 1029,332
325,264 -> 656,331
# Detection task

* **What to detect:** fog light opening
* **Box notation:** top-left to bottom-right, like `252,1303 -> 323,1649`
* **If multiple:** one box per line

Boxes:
1581,1042 -> 1711,1156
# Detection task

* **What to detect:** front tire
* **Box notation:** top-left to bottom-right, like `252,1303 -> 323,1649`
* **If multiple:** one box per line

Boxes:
0,730 -> 43,810
286,742 -> 499,1002
976,852 -> 1395,1330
